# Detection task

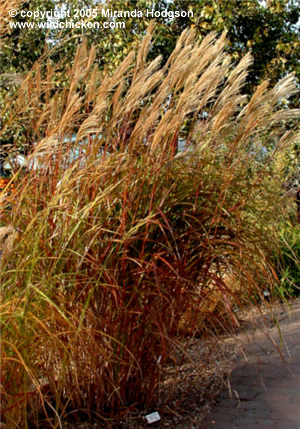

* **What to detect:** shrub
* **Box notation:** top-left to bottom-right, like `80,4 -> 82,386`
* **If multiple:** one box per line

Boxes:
0,28 -> 299,427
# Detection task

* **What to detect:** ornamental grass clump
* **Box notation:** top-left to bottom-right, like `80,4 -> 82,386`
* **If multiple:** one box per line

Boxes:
1,26 -> 299,427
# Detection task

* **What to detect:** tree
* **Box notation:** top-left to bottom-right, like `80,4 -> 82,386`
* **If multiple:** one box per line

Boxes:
168,0 -> 299,106
2,0 -> 299,92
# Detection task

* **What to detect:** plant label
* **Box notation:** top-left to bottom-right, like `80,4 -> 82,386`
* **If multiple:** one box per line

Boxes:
146,411 -> 161,424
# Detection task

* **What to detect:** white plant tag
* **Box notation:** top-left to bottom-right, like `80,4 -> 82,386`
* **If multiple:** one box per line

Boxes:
146,411 -> 161,424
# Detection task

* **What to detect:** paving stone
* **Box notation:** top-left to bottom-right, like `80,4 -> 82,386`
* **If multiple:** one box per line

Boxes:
204,416 -> 281,429
214,398 -> 240,408
203,299 -> 300,429
270,403 -> 300,421
242,406 -> 271,419
289,391 -> 300,404
220,386 -> 261,400
266,376 -> 300,388
203,420 -> 240,429
229,375 -> 262,386
208,406 -> 246,417
237,399 -> 273,411
256,387 -> 293,402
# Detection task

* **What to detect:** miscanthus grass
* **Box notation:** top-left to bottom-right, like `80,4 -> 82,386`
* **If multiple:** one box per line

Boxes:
0,25 -> 299,427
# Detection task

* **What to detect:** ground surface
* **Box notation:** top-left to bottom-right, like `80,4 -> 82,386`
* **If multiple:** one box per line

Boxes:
202,299 -> 300,429
65,299 -> 300,428
69,334 -> 238,429
120,336 -> 238,429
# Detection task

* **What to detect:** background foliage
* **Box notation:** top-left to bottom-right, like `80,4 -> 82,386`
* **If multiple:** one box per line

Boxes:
1,0 -> 299,95
1,0 -> 299,172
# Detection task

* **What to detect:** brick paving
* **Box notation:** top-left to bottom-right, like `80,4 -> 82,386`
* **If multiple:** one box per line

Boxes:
202,299 -> 300,429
